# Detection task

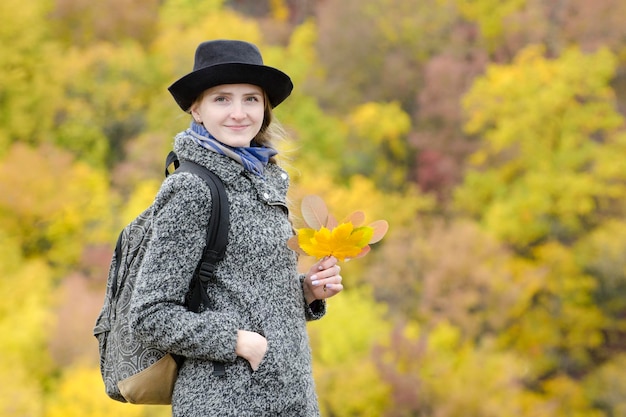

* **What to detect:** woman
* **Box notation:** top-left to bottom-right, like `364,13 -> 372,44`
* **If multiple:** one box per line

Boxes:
129,40 -> 343,416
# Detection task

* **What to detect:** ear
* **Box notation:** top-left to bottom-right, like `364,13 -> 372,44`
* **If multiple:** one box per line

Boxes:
190,107 -> 201,123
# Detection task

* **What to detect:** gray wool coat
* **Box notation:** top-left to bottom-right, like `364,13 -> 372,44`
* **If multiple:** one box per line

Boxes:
129,133 -> 326,416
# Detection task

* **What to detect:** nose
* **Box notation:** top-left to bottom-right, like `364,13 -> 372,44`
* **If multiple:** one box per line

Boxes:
230,102 -> 245,119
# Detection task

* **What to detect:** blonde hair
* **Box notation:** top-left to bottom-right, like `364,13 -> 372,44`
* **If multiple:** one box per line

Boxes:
254,93 -> 288,164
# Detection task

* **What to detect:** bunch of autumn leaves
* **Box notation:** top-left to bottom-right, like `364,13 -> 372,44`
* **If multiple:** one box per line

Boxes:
287,195 -> 389,262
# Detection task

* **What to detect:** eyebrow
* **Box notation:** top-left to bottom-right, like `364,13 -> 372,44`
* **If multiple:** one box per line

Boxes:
208,89 -> 263,96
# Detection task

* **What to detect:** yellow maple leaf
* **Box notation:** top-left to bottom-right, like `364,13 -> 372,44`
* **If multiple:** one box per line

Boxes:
297,222 -> 374,261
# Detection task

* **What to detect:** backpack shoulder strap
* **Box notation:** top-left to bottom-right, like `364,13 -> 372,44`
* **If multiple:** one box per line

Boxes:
164,150 -> 180,177
171,160 -> 230,376
165,152 -> 230,376
177,159 -> 229,267
165,151 -> 229,271
170,156 -> 230,312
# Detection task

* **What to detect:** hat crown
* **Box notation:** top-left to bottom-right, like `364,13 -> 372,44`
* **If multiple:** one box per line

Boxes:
193,40 -> 264,71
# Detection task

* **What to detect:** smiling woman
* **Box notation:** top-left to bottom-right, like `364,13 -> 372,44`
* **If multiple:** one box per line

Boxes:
126,39 -> 345,417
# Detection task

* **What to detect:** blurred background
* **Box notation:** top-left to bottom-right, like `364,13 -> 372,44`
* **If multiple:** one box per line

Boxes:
2,0 -> 626,415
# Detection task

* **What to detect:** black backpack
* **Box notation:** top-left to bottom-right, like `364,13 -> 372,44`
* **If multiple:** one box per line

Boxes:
93,152 -> 229,404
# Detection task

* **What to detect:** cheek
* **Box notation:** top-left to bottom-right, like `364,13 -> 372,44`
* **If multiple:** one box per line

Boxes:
253,106 -> 266,123
197,106 -> 222,127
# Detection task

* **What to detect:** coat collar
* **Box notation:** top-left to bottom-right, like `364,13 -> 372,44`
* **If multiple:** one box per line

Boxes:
174,132 -> 244,184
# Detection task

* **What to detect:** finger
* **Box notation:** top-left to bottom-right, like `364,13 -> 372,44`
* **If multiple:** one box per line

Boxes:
317,256 -> 338,271
312,270 -> 342,287
315,264 -> 341,280
310,264 -> 341,285
322,283 -> 343,295
321,275 -> 342,289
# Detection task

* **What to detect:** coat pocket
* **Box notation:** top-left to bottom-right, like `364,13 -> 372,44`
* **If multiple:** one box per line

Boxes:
252,339 -> 276,378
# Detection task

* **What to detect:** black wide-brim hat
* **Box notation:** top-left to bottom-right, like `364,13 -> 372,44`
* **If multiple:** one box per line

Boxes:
168,40 -> 293,112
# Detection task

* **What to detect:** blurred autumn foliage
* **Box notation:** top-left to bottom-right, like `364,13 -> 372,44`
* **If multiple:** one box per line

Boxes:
2,0 -> 626,415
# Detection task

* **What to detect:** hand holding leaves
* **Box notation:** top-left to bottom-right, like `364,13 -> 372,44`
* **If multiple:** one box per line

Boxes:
287,195 -> 388,261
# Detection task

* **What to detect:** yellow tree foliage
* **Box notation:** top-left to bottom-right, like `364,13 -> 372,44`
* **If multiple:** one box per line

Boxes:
308,286 -> 392,416
498,241 -> 605,377
271,22 -> 350,180
382,321 -> 604,417
50,0 -> 161,47
584,354 -> 626,415
312,0 -> 456,111
366,218 -> 606,412
0,234 -> 53,416
382,321 -> 530,416
411,220 -> 532,336
120,180 -> 162,225
48,274 -> 109,367
54,41 -> 154,167
273,20 -> 321,89
574,219 -> 626,320
529,375 -> 605,417
0,143 -> 115,267
0,0 -> 65,156
346,101 -> 412,190
458,45 -> 626,247
443,0 -> 526,46
269,0 -> 289,22
157,0 -> 225,28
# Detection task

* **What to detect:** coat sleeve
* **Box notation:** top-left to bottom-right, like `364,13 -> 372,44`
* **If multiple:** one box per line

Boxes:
129,172 -> 239,363
299,274 -> 326,321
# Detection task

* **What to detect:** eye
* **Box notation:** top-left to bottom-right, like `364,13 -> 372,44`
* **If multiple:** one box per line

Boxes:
215,96 -> 227,102
246,96 -> 260,102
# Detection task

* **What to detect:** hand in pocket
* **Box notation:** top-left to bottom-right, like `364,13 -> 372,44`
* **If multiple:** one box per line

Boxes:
235,330 -> 268,371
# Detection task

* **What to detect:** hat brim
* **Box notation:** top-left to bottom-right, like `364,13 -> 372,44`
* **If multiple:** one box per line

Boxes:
168,63 -> 293,112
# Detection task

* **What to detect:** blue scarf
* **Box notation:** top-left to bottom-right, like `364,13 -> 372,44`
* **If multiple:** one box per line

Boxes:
187,122 -> 277,177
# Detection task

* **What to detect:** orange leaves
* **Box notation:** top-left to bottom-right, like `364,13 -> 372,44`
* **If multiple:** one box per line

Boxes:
300,193 -> 330,230
287,195 -> 388,261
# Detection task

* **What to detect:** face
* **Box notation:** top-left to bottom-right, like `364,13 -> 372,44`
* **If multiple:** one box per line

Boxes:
190,83 -> 265,148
